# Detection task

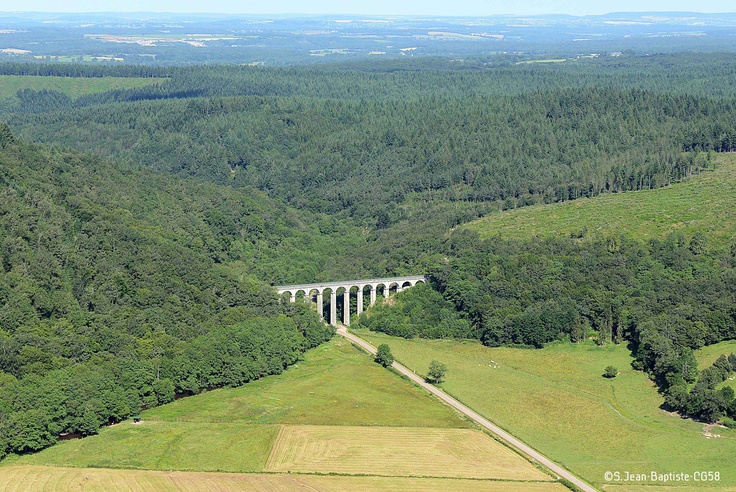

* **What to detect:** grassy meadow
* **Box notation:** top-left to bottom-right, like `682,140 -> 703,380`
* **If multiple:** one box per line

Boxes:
464,154 -> 736,249
6,338 -> 469,472
10,421 -> 278,473
2,337 -> 565,490
696,340 -> 736,367
144,335 -> 469,428
0,75 -> 162,99
354,329 -> 736,489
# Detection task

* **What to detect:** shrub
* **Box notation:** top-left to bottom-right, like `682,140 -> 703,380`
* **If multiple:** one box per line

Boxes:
603,365 -> 618,378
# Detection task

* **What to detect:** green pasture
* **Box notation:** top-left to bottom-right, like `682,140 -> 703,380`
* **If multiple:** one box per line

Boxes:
145,336 -> 469,428
10,421 -> 278,473
465,154 -> 736,250
353,329 -> 736,489
5,337 -> 469,473
0,75 -> 162,99
696,340 -> 736,367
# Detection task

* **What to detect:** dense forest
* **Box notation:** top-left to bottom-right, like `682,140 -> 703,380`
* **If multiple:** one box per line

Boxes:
4,57 -> 736,230
0,132 -> 334,458
2,52 -> 736,458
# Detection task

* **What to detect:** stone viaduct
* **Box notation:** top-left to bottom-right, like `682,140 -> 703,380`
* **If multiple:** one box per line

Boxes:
276,275 -> 427,326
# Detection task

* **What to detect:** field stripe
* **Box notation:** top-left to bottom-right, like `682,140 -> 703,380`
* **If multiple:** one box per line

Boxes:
265,425 -> 288,471
0,465 -> 570,492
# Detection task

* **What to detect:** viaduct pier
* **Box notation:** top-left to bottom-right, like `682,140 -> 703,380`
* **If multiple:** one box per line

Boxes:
276,275 -> 427,326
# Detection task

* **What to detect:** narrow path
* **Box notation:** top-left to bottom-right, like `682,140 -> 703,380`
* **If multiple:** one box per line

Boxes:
337,327 -> 599,492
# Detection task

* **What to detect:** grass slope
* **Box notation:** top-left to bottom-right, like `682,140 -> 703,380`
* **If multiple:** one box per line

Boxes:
12,422 -> 278,473
0,75 -> 161,99
354,329 -> 736,489
7,338 -> 470,473
0,465 -> 570,492
696,340 -> 736,367
144,336 -> 469,428
465,154 -> 736,249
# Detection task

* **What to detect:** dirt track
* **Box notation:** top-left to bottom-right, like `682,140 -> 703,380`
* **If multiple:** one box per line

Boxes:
337,327 -> 599,492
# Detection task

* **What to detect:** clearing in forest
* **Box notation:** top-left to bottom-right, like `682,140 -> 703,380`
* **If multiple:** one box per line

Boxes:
696,340 -> 736,392
465,153 -> 736,249
0,75 -> 162,99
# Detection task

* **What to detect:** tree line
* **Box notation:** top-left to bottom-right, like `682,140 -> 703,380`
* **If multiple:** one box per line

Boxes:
0,62 -> 171,78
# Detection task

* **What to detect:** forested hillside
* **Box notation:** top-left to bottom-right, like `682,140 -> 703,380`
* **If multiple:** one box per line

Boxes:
0,131 -> 335,458
2,56 -> 736,229
10,88 -> 722,221
3,51 -> 736,459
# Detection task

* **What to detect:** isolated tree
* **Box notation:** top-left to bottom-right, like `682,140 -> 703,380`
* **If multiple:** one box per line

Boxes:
427,360 -> 447,384
603,365 -> 618,378
375,344 -> 394,367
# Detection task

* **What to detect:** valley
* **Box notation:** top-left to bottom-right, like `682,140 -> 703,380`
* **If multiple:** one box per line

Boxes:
0,12 -> 735,491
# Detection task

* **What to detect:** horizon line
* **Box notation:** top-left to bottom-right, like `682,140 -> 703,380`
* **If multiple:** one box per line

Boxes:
0,10 -> 733,17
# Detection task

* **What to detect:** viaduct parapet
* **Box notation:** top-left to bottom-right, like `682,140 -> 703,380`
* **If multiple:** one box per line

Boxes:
276,275 -> 427,326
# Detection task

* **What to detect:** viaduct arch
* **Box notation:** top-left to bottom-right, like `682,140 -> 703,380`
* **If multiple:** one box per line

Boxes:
276,275 -> 427,326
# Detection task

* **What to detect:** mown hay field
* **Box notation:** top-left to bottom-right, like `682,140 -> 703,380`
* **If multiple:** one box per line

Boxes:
354,329 -> 736,489
0,465 -> 570,492
0,75 -> 162,99
265,424 -> 551,480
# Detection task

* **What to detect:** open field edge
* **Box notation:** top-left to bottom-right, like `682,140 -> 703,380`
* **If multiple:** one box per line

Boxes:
0,465 -> 572,492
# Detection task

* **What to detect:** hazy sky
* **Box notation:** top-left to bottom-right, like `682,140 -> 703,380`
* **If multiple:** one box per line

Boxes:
1,0 -> 733,16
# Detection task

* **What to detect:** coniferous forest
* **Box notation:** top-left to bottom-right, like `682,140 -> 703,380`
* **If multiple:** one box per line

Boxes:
1,52 -> 736,458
